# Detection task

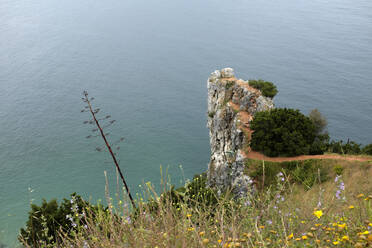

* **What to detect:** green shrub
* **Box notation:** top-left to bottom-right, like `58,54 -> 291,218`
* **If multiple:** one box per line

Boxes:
250,108 -> 316,157
19,193 -> 101,247
362,144 -> 372,155
333,165 -> 344,175
208,111 -> 215,118
246,159 -> 329,190
328,140 -> 362,155
249,79 -> 278,98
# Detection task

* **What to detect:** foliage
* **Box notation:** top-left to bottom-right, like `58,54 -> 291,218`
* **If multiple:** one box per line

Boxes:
207,111 -> 215,118
246,159 -> 329,190
56,166 -> 372,248
144,173 -> 219,216
20,160 -> 372,248
249,79 -> 278,98
250,108 -> 316,157
333,165 -> 344,176
328,140 -> 362,155
19,193 -> 103,247
309,109 -> 328,135
362,144 -> 372,155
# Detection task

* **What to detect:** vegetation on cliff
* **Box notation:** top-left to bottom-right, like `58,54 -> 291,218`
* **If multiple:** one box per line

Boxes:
250,108 -> 317,157
19,160 -> 372,248
248,79 -> 278,98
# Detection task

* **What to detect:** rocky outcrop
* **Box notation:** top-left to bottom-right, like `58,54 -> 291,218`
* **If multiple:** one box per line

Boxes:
207,68 -> 274,197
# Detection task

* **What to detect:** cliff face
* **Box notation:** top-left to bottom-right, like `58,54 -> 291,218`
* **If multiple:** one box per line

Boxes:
207,68 -> 274,197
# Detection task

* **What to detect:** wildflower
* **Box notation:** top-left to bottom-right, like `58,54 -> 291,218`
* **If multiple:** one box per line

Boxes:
202,239 -> 209,244
218,239 -> 222,244
301,235 -> 308,240
266,220 -> 272,225
287,233 -> 294,240
313,210 -> 323,219
259,225 -> 265,229
333,241 -> 339,245
348,205 -> 355,209
341,235 -> 349,241
199,231 -> 205,236
187,227 -> 195,232
315,223 -> 322,227
360,231 -> 369,235
338,223 -> 346,230
357,193 -> 365,198
186,214 -> 192,217
295,238 -> 301,241
335,175 -> 340,182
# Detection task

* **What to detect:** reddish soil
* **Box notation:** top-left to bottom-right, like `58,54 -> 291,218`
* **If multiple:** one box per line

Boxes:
245,151 -> 372,162
226,81 -> 372,163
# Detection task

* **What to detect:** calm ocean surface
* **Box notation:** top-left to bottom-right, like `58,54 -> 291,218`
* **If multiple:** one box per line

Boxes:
1,0 -> 372,245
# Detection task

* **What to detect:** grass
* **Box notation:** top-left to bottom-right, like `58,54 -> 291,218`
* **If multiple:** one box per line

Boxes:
20,160 -> 372,248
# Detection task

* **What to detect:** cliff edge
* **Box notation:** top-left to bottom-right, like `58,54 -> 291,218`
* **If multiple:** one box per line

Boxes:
207,68 -> 274,197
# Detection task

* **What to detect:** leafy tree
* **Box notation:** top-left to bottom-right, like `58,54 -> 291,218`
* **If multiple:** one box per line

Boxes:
250,108 -> 316,157
249,79 -> 278,98
309,109 -> 328,135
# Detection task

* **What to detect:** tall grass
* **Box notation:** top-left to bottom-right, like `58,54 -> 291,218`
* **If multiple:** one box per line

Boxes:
23,162 -> 369,248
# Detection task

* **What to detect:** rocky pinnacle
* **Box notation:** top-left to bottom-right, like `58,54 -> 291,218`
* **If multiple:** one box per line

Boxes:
206,68 -> 274,197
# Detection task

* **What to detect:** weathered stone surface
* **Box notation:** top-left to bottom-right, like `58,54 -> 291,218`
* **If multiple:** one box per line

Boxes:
220,68 -> 234,78
207,68 -> 274,197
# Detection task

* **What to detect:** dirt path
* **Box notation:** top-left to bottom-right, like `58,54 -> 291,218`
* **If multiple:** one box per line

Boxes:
245,151 -> 372,162
227,92 -> 372,163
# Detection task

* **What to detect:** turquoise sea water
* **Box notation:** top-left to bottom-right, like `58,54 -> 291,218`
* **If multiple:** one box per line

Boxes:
1,0 -> 372,246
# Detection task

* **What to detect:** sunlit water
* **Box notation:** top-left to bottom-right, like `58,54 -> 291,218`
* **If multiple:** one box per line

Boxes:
1,0 -> 372,246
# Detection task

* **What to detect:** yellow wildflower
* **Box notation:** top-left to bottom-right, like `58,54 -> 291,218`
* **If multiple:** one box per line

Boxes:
202,239 -> 209,244
338,223 -> 347,231
187,227 -> 195,231
199,231 -> 205,236
348,205 -> 355,209
313,210 -> 323,219
315,223 -> 322,227
333,241 -> 339,245
357,193 -> 365,198
295,238 -> 301,241
360,231 -> 369,235
287,233 -> 294,240
218,239 -> 222,244
341,235 -> 349,241
186,214 -> 192,217
259,225 -> 265,229
302,235 -> 308,240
